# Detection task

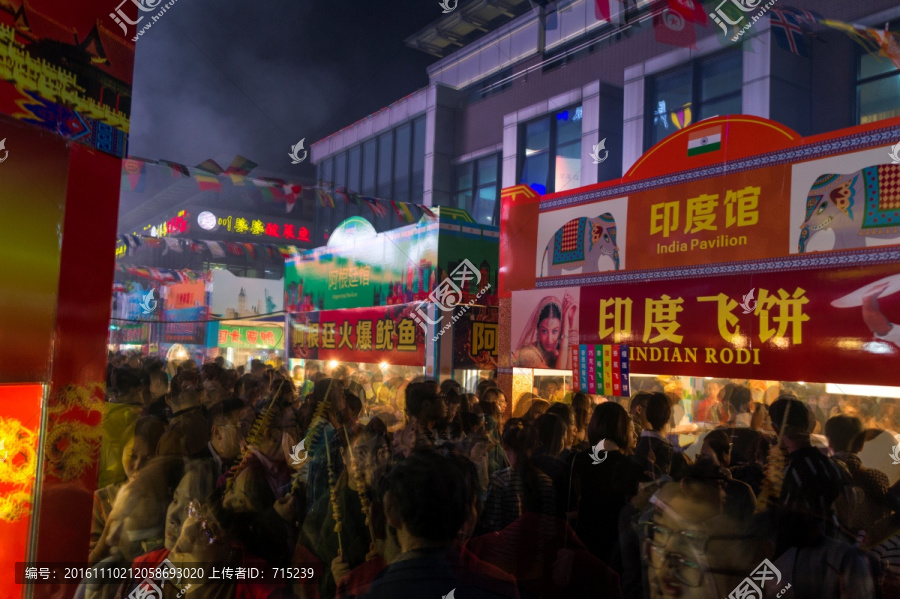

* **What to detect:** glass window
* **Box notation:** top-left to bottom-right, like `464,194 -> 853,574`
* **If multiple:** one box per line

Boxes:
361,139 -> 377,196
377,131 -> 393,199
647,67 -> 692,148
334,152 -> 347,190
520,118 -> 552,194
456,162 -> 474,210
519,105 -> 582,195
454,154 -> 500,225
393,124 -> 411,203
646,49 -> 742,149
319,156 -> 333,189
412,116 -> 426,202
348,146 -> 361,193
858,48 -> 900,124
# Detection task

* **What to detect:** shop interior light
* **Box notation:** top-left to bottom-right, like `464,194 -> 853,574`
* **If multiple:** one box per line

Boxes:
826,383 -> 900,399
328,360 -> 338,369
379,362 -> 388,370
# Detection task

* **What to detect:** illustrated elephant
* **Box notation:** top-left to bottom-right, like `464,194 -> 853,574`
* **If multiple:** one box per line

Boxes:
799,164 -> 900,253
541,213 -> 619,277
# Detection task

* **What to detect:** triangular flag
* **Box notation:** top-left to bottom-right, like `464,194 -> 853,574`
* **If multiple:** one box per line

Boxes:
399,202 -> 415,223
317,189 -> 335,208
159,159 -> 190,178
196,159 -> 224,174
206,241 -> 225,259
189,168 -> 223,192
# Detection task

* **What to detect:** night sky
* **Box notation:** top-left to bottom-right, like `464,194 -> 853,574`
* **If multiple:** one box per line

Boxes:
128,0 -> 441,181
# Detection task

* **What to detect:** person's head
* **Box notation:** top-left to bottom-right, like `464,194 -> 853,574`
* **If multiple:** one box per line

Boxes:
724,384 -> 752,417
646,392 -> 672,432
148,370 -> 169,399
167,370 -> 201,412
523,398 -> 551,423
113,367 -> 142,402
536,301 -> 563,355
380,451 -> 470,549
208,398 -> 244,460
223,459 -> 277,514
481,387 -> 508,417
250,359 -> 266,377
405,380 -> 446,424
824,414 -> 865,454
171,498 -> 229,560
105,457 -> 182,560
530,413 -> 568,456
572,392 -> 593,432
123,416 -> 166,481
332,364 -> 350,382
768,394 -> 812,440
501,418 -> 529,467
630,392 -> 652,432
348,422 -> 391,488
587,401 -> 634,450
165,460 -> 217,551
546,402 -> 576,449
312,377 -> 346,423
700,429 -> 732,467
643,483 -> 757,599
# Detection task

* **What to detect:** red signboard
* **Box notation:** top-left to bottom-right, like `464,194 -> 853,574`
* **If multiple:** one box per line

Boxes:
578,261 -> 900,386
289,304 -> 426,366
0,384 -> 44,599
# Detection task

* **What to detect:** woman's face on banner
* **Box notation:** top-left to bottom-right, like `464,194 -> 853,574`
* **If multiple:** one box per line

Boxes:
538,316 -> 561,354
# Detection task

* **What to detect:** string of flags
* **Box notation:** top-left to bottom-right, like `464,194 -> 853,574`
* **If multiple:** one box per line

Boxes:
645,1 -> 900,66
114,262 -> 206,283
117,233 -> 303,262
121,155 -> 436,223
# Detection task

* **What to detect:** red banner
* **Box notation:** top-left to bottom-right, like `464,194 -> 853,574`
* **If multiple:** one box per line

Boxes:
0,384 -> 43,599
579,262 -> 900,386
289,303 -> 425,366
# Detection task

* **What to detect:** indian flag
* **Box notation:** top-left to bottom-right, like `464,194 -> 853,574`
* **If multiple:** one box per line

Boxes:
687,126 -> 723,156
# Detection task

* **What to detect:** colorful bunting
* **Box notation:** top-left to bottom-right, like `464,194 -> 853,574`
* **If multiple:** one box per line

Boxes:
769,9 -> 810,56
121,156 -> 438,222
654,3 -> 697,49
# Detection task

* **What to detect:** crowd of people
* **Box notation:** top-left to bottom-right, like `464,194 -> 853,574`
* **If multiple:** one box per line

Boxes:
80,352 -> 900,598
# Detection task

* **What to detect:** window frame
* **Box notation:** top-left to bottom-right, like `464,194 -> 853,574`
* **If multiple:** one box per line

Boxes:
454,153 -> 502,225
517,103 -> 582,195
855,32 -> 900,125
644,48 -> 742,151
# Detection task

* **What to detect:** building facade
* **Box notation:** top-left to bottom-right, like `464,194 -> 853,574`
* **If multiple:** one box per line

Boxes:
311,0 -> 900,237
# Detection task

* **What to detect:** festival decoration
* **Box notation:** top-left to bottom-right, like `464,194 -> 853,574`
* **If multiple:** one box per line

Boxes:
121,156 -> 438,222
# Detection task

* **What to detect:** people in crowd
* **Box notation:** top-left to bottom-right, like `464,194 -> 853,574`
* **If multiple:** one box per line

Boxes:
91,352 -> 897,598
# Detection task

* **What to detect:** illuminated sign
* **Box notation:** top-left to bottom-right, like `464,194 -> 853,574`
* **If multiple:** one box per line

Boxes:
143,210 -> 191,238
215,214 -> 311,242
197,211 -> 217,230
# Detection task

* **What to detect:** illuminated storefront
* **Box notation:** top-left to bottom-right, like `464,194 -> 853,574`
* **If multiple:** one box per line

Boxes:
499,114 -> 900,418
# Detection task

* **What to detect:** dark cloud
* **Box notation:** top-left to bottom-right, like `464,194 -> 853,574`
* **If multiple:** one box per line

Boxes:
128,0 -> 438,180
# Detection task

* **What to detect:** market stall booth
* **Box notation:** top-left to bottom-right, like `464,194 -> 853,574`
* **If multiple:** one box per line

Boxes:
208,269 -> 285,369
499,114 -> 900,429
284,211 -> 499,400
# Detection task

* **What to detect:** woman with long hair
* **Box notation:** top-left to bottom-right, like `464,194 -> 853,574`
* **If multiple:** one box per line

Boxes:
572,402 -> 639,571
513,294 -> 578,370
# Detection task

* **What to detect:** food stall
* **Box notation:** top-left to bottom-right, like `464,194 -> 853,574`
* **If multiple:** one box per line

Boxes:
499,114 -> 900,424
284,210 -> 499,396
